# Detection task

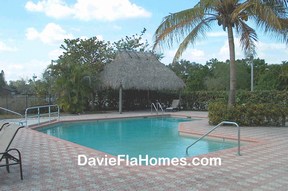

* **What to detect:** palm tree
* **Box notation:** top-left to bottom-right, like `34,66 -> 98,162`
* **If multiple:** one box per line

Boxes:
153,0 -> 288,107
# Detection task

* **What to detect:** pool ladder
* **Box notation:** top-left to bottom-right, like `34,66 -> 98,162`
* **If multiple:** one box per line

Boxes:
185,121 -> 241,156
151,101 -> 164,115
25,105 -> 60,127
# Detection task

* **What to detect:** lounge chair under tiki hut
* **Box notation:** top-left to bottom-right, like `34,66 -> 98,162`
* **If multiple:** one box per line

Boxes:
165,99 -> 180,112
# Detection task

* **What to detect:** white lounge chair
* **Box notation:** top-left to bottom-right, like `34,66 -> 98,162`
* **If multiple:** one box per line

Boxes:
0,123 -> 24,180
165,99 -> 180,112
0,122 -> 9,131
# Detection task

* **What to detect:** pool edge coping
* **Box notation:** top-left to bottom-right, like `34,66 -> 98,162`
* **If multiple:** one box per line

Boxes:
29,113 -> 202,129
29,114 -> 263,162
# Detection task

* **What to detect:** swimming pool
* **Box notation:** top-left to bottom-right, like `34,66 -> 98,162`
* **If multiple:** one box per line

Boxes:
37,117 -> 237,158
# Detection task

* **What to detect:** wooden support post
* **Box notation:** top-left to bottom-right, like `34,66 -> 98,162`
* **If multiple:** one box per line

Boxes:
119,84 -> 123,114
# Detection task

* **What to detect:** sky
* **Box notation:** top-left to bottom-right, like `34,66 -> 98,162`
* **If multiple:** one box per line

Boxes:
1,0 -> 288,82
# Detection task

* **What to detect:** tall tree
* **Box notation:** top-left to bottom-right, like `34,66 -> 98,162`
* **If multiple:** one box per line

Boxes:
205,59 -> 250,91
49,37 -> 114,113
0,70 -> 6,88
255,62 -> 288,90
169,60 -> 209,91
114,28 -> 149,52
153,0 -> 288,107
8,78 -> 35,95
114,28 -> 164,60
279,61 -> 288,90
0,70 -> 8,95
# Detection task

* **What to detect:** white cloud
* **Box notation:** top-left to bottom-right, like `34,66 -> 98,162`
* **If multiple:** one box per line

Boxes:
180,49 -> 206,63
1,59 -> 49,82
26,28 -> 38,40
25,0 -> 151,21
95,35 -> 104,41
25,0 -> 74,19
207,31 -> 226,37
48,48 -> 63,60
112,25 -> 122,30
79,36 -> 89,40
0,41 -> 17,52
160,38 -> 245,64
218,39 -> 288,63
26,23 -> 73,44
218,38 -> 244,61
161,48 -> 207,64
73,0 -> 151,21
189,49 -> 205,58
47,34 -> 104,59
256,41 -> 288,63
256,41 -> 286,51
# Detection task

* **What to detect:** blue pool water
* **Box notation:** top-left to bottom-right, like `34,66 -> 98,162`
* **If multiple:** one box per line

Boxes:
38,117 -> 237,158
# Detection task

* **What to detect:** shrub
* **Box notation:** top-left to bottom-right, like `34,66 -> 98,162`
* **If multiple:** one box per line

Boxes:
208,102 -> 287,126
181,91 -> 227,110
182,90 -> 288,111
236,90 -> 288,105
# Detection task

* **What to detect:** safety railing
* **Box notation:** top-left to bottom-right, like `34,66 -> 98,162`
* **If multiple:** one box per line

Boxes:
0,107 -> 25,125
151,103 -> 158,114
25,105 -> 60,127
0,107 -> 23,117
186,121 -> 241,156
157,101 -> 164,113
151,101 -> 164,115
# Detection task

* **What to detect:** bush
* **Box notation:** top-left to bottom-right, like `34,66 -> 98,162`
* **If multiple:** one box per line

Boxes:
208,102 -> 287,126
181,90 -> 288,111
181,91 -> 227,110
236,90 -> 288,105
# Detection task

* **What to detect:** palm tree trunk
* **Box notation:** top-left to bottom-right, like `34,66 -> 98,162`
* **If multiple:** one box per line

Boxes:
227,25 -> 236,107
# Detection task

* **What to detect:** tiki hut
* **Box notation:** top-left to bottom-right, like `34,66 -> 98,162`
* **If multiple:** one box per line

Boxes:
100,51 -> 185,113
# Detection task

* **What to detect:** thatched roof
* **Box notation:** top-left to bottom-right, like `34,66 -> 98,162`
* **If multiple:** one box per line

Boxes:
100,51 -> 185,90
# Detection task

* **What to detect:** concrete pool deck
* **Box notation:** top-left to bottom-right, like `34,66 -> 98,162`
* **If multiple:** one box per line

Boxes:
1,111 -> 287,190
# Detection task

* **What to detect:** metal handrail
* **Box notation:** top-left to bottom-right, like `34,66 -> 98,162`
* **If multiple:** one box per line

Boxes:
0,107 -> 25,125
151,101 -> 164,115
156,101 -> 164,113
25,104 -> 60,127
0,107 -> 23,117
151,103 -> 158,114
186,121 -> 241,156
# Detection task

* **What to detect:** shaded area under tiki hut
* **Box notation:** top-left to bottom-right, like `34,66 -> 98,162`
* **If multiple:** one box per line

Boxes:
100,51 -> 185,113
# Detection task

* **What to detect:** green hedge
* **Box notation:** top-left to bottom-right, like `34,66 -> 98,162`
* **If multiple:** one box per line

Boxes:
208,102 -> 287,126
93,90 -> 288,121
181,90 -> 288,111
181,91 -> 227,110
235,90 -> 288,105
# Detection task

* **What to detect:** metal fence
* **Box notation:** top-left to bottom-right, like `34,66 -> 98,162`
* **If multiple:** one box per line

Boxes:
0,95 -> 49,114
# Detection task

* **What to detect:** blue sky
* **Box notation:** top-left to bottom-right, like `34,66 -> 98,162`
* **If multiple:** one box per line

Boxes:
1,0 -> 288,82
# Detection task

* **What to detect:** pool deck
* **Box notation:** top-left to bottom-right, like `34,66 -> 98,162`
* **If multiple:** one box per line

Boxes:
1,111 -> 287,190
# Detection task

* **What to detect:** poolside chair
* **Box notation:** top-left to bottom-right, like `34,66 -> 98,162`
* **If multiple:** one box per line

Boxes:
0,122 -> 9,131
0,123 -> 24,180
165,99 -> 180,112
